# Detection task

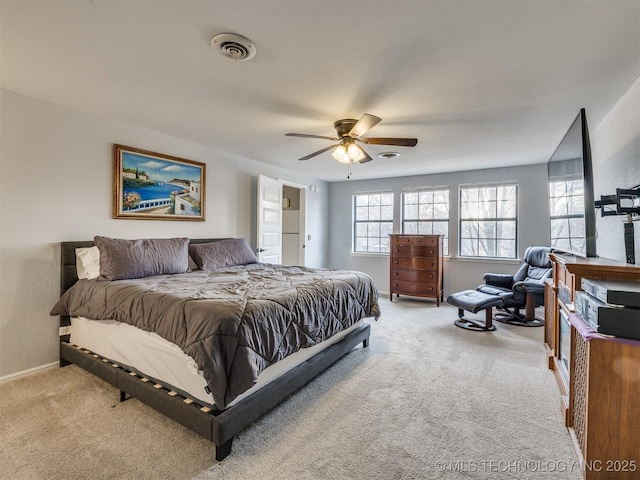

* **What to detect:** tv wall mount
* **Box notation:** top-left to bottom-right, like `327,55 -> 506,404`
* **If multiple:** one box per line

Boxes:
595,187 -> 640,264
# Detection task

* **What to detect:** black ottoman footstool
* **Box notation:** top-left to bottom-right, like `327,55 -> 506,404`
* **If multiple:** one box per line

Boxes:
446,290 -> 504,332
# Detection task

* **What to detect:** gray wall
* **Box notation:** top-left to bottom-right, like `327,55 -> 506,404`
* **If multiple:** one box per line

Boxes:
327,163 -> 551,297
0,89 -> 328,379
590,75 -> 640,264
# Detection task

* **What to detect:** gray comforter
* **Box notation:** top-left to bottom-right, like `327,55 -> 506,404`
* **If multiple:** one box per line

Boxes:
51,263 -> 380,409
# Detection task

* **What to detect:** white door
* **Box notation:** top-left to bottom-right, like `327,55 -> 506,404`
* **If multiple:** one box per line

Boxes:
257,175 -> 282,264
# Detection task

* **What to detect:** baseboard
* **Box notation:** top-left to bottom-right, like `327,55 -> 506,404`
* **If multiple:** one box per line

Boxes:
0,361 -> 59,384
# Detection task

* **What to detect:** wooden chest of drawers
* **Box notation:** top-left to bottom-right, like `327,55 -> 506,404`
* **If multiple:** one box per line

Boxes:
389,234 -> 443,305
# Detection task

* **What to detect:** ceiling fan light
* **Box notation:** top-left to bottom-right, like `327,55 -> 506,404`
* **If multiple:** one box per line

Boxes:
347,143 -> 365,161
334,152 -> 352,163
332,144 -> 351,163
332,142 -> 365,163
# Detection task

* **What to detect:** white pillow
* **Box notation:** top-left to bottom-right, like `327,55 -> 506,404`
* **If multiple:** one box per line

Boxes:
76,246 -> 101,280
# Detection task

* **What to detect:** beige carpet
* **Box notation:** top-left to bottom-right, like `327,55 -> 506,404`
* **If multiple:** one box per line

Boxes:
0,298 -> 582,479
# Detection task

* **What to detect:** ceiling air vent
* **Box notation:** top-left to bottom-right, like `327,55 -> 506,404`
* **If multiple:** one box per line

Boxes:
211,33 -> 256,61
378,152 -> 400,159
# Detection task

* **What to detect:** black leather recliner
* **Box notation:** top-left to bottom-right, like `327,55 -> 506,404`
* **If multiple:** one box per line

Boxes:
477,246 -> 552,326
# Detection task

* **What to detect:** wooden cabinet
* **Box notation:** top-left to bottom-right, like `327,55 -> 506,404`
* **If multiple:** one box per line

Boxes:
570,318 -> 640,480
546,253 -> 640,479
389,234 -> 443,305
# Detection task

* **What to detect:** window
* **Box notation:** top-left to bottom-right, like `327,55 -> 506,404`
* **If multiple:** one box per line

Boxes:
402,187 -> 450,255
459,183 -> 517,258
353,191 -> 394,253
549,179 -> 585,253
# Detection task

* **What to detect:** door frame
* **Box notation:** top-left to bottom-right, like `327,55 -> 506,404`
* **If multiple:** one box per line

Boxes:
278,178 -> 308,266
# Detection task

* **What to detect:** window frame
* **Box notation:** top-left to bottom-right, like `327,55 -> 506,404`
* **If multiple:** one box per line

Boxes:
458,182 -> 518,259
352,190 -> 394,254
400,186 -> 450,255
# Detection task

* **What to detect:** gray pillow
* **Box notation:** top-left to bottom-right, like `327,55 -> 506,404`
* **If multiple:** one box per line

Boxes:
189,238 -> 258,270
94,236 -> 190,281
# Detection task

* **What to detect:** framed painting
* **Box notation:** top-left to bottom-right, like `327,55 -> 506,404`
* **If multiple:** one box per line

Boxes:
113,144 -> 205,221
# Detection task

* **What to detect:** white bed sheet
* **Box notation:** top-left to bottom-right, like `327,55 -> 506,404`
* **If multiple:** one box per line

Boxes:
70,316 -> 364,408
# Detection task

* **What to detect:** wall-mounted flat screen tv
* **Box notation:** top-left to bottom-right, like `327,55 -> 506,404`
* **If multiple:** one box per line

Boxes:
548,108 -> 597,258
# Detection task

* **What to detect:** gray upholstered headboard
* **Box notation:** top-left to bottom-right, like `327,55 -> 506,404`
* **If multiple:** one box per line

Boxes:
60,238 -> 232,296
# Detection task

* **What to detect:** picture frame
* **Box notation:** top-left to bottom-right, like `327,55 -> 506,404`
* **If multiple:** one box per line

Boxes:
113,144 -> 205,221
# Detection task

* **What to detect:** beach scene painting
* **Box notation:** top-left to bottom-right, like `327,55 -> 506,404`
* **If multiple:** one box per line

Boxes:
113,144 -> 205,221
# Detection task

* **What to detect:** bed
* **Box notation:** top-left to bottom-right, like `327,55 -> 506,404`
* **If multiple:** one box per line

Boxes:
51,237 -> 379,460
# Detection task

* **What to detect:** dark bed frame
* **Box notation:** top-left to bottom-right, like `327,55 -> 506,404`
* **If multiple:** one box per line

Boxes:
58,239 -> 371,461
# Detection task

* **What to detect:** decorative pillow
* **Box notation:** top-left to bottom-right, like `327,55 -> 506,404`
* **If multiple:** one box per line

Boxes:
189,238 -> 258,270
94,236 -> 190,281
76,246 -> 101,280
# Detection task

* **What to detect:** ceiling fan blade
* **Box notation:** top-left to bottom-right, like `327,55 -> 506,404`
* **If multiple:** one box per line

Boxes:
358,149 -> 373,163
298,144 -> 338,161
362,137 -> 418,147
285,133 -> 339,141
349,113 -> 382,138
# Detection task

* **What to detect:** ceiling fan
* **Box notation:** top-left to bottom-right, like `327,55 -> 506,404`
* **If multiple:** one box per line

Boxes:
285,114 -> 418,164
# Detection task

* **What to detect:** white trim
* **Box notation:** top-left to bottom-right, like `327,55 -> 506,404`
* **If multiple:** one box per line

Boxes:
350,251 -> 389,258
352,188 -> 393,195
400,184 -> 449,192
350,252 -> 455,260
0,361 -> 58,384
459,180 -> 519,188
276,178 -> 308,190
454,256 -> 521,264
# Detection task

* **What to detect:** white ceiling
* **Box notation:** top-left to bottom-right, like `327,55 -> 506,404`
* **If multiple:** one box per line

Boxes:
2,1 -> 639,182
